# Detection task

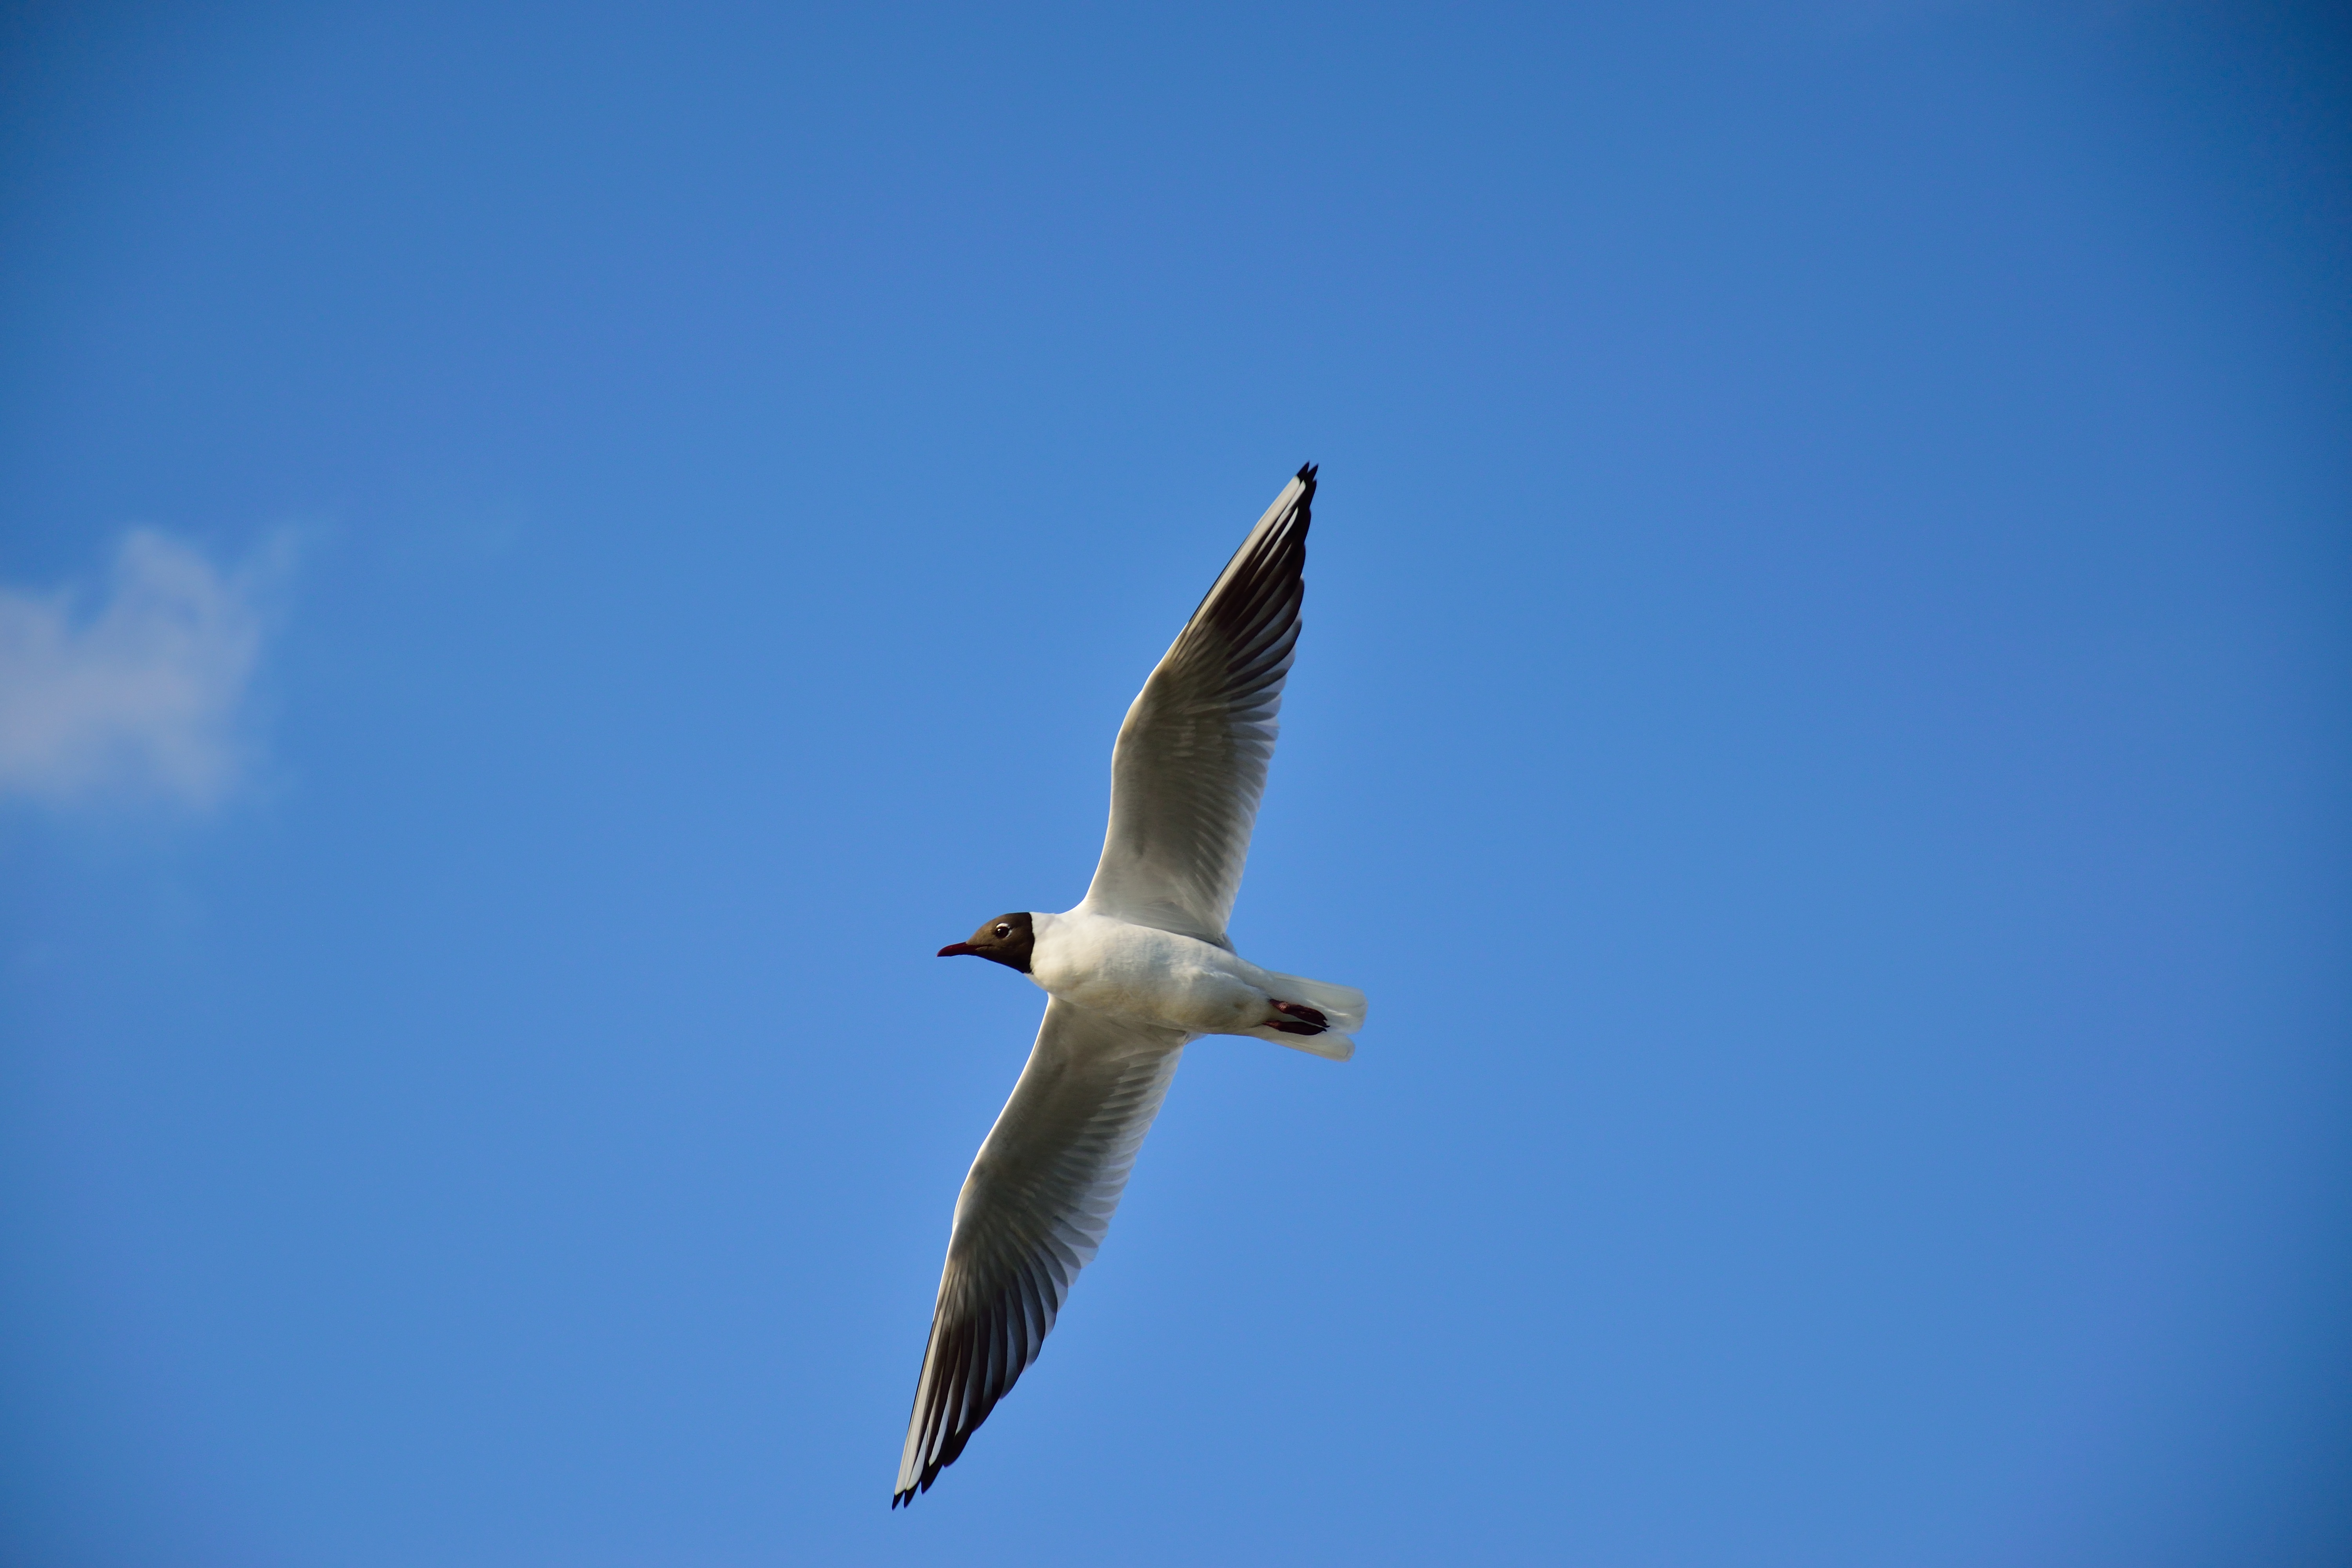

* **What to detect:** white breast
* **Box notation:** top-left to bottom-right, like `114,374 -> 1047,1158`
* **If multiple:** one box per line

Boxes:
1028,910 -> 1272,1036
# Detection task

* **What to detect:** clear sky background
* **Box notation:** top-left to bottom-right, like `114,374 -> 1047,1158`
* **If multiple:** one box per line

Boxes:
1,2 -> 2347,1564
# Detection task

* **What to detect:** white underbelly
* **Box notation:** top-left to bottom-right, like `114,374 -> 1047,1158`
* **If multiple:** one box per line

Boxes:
1031,914 -> 1269,1034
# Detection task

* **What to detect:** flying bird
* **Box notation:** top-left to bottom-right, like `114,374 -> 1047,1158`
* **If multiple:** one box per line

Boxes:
894,463 -> 1364,1507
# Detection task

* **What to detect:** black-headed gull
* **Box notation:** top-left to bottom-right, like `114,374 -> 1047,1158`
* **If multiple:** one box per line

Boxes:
893,464 -> 1364,1506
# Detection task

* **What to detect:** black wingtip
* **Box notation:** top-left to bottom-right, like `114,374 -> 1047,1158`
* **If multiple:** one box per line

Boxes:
1296,461 -> 1318,484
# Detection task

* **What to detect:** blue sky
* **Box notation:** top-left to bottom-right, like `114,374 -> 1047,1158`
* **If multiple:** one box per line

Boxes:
2,2 -> 2347,1563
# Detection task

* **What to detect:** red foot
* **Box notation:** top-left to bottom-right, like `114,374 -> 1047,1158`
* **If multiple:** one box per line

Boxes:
1268,1000 -> 1328,1034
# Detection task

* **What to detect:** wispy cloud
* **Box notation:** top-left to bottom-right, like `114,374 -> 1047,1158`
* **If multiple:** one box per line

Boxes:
0,530 -> 283,808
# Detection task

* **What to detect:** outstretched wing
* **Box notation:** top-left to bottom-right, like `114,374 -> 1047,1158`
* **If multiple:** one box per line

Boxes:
1080,465 -> 1315,947
894,1000 -> 1189,1505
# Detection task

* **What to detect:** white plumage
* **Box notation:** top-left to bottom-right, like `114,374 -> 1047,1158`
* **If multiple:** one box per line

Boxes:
895,464 -> 1362,1507
1027,910 -> 1366,1059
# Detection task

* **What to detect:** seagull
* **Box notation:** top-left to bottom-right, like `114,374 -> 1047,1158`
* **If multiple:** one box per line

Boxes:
893,463 -> 1365,1507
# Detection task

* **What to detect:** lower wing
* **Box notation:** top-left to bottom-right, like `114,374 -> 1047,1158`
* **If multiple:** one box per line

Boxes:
894,998 -> 1189,1505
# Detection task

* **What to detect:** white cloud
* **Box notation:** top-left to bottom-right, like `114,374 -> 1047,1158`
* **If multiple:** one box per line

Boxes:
0,530 -> 281,808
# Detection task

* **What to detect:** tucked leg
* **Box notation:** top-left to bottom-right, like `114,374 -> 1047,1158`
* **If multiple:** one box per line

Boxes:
1267,999 -> 1328,1034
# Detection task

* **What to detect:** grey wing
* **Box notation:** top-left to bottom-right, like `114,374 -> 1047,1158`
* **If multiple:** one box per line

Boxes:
893,999 -> 1189,1506
1080,465 -> 1316,947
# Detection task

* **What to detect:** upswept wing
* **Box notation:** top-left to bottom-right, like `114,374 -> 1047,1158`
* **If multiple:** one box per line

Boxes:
893,1000 -> 1189,1505
1080,465 -> 1316,947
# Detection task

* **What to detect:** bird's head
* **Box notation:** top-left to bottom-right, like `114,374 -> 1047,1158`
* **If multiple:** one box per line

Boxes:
937,912 -> 1035,974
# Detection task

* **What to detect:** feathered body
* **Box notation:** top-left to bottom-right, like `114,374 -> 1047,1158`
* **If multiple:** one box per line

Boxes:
895,464 -> 1363,1505
1027,910 -> 1366,1058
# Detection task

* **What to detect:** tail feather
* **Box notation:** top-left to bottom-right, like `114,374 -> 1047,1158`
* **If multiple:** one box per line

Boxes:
1258,1028 -> 1355,1061
1247,969 -> 1365,1058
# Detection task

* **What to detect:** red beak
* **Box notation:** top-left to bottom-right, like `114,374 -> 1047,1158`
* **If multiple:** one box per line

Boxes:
937,942 -> 976,957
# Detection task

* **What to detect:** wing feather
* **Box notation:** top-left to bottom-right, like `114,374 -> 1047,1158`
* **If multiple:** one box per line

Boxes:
1079,465 -> 1316,946
893,1000 -> 1188,1504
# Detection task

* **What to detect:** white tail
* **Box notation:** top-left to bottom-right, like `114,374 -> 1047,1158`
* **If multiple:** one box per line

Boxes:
1248,970 -> 1367,1061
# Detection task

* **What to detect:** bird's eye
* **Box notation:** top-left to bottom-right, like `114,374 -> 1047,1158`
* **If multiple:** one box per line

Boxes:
995,924 -> 1011,938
